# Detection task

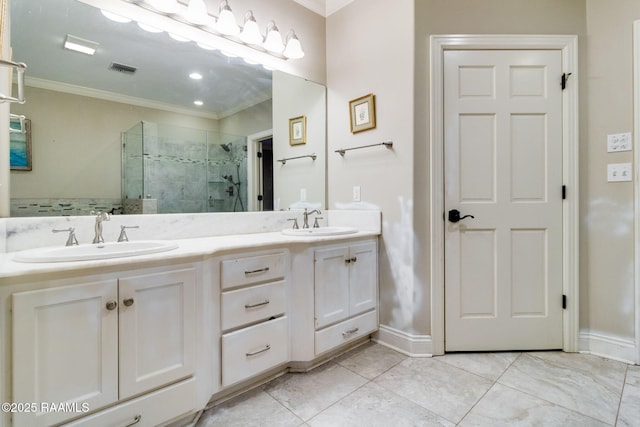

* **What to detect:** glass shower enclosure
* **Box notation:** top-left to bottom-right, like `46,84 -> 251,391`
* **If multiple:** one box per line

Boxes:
122,121 -> 247,214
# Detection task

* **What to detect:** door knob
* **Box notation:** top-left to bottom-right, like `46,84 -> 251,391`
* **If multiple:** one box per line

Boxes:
448,209 -> 475,223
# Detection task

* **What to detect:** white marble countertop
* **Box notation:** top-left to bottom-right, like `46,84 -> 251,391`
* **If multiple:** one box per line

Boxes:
0,230 -> 379,280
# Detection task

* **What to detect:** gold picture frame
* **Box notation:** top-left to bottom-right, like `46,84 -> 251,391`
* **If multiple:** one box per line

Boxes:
289,115 -> 306,145
349,93 -> 376,133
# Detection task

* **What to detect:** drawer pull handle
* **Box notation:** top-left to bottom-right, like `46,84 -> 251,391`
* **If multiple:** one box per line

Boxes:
245,267 -> 270,275
342,327 -> 359,338
345,257 -> 357,264
123,298 -> 135,307
124,415 -> 142,427
106,301 -> 118,311
246,344 -> 271,357
245,299 -> 270,309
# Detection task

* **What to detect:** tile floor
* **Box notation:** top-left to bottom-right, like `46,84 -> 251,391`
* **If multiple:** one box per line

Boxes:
197,341 -> 640,426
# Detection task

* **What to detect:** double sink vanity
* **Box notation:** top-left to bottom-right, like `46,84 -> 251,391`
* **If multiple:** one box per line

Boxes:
0,210 -> 380,427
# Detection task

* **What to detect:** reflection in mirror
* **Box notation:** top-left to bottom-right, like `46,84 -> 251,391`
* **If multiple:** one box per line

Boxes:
7,0 -> 326,217
122,121 -> 248,214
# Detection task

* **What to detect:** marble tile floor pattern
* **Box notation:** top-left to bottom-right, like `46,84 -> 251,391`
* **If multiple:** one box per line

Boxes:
197,341 -> 640,427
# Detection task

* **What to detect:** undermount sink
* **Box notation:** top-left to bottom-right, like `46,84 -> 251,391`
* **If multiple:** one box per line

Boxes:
281,226 -> 358,237
13,240 -> 179,263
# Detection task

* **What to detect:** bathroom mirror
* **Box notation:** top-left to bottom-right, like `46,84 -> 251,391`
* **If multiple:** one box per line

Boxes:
7,0 -> 326,216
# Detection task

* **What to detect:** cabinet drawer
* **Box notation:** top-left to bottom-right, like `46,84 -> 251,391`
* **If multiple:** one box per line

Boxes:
221,316 -> 288,386
221,253 -> 286,289
63,378 -> 196,427
221,281 -> 286,330
315,310 -> 377,355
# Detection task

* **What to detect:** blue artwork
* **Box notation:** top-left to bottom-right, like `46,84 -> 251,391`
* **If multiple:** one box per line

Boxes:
10,118 -> 31,170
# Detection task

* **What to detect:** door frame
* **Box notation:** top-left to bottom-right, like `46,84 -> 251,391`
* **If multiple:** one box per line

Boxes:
247,129 -> 273,211
429,35 -> 579,355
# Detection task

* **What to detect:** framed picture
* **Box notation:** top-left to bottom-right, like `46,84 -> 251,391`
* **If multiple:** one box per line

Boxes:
349,93 -> 376,133
289,115 -> 306,145
10,118 -> 32,171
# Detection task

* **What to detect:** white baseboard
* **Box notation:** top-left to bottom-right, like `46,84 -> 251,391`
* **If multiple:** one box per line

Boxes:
579,330 -> 638,365
373,325 -> 433,357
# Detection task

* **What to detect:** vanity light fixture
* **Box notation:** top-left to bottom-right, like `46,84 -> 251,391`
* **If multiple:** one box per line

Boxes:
145,0 -> 180,14
64,34 -> 99,55
189,72 -> 203,80
137,21 -> 163,33
101,9 -> 132,23
216,0 -> 239,36
263,21 -> 284,54
194,100 -> 204,106
283,30 -> 304,59
196,41 -> 217,50
169,32 -> 190,41
184,0 -> 210,26
240,11 -> 262,45
85,0 -> 305,68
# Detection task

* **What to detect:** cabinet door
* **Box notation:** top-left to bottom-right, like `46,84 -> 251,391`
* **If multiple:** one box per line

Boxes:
314,246 -> 350,329
118,268 -> 196,399
12,280 -> 119,427
349,241 -> 378,316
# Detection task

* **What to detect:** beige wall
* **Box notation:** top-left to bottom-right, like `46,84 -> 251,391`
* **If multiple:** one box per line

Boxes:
583,0 -> 640,339
329,0 -> 640,348
219,99 -> 272,137
327,0 -> 592,339
227,0 -> 326,84
10,86 -> 218,199
327,0 -> 416,331
273,71 -> 326,209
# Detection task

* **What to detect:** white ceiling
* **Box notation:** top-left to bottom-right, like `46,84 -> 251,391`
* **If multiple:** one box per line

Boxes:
293,0 -> 354,17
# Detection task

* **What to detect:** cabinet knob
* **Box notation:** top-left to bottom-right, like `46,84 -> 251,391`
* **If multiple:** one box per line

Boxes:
105,301 -> 118,311
123,298 -> 135,307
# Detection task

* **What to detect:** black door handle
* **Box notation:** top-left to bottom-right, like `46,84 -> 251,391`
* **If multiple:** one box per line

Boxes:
448,209 -> 475,223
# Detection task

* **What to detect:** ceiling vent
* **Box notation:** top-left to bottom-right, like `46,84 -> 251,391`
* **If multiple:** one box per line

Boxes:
109,62 -> 137,74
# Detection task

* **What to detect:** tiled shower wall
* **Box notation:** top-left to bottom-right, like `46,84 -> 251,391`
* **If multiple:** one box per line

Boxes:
123,122 -> 248,214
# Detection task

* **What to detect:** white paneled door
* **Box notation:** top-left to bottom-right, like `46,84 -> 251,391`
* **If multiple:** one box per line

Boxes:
444,50 -> 563,351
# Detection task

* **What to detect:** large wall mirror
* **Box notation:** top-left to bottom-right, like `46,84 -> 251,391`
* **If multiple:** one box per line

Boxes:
7,0 -> 326,217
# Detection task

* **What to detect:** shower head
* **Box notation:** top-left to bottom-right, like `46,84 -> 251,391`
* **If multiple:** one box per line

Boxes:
220,143 -> 231,152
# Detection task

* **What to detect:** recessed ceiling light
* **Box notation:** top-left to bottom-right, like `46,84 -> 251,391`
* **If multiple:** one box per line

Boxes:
189,72 -> 203,80
194,100 -> 204,106
64,34 -> 99,55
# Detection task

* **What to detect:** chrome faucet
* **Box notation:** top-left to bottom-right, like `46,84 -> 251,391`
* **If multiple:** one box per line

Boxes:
118,225 -> 139,242
302,208 -> 322,229
91,211 -> 111,244
52,227 -> 79,246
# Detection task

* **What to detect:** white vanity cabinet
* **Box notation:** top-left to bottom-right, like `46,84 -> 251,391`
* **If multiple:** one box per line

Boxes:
314,240 -> 378,355
11,267 -> 197,427
219,251 -> 289,387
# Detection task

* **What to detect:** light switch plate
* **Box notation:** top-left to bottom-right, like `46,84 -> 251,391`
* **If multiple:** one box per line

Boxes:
607,163 -> 632,182
352,186 -> 361,202
607,132 -> 632,152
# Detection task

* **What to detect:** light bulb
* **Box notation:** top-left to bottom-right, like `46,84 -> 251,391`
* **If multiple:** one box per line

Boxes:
283,31 -> 304,59
184,0 -> 209,25
216,1 -> 239,36
263,22 -> 284,54
240,11 -> 262,45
